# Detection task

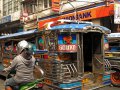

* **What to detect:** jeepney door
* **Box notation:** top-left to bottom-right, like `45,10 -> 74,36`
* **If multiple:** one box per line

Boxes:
82,32 -> 104,74
92,33 -> 104,74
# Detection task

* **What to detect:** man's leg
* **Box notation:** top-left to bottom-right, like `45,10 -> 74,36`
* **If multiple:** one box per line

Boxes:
4,78 -> 17,90
5,86 -> 12,90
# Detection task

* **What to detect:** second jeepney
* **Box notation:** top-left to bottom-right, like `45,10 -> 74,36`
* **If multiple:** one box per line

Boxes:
36,20 -> 112,90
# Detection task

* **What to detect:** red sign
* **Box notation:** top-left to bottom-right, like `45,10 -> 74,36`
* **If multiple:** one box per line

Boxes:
52,0 -> 60,12
58,45 -> 77,52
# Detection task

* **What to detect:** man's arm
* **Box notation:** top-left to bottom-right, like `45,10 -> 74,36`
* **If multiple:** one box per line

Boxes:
4,57 -> 17,72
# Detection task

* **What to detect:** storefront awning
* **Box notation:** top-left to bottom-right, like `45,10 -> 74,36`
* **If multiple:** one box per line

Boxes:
0,29 -> 38,40
48,23 -> 111,34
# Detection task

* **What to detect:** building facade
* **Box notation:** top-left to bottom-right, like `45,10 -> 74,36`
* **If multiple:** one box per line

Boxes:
0,0 -> 2,19
0,0 -> 22,35
0,0 -> 120,35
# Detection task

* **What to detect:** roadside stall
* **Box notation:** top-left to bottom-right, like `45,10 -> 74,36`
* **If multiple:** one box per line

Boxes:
37,20 -> 111,90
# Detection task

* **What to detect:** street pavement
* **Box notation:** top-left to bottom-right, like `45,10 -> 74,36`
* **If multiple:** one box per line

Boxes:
0,79 -> 5,90
0,78 -> 120,90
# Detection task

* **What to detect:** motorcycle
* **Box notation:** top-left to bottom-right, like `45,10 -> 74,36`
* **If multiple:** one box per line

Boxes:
4,65 -> 44,90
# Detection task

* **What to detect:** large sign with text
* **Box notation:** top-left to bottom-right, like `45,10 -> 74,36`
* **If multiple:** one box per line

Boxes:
38,4 -> 114,29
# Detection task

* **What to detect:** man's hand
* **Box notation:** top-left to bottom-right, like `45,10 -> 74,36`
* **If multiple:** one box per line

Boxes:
0,70 -> 6,73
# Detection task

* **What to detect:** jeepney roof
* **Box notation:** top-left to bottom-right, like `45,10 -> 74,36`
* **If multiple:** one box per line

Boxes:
0,29 -> 38,40
107,33 -> 120,42
47,23 -> 111,34
107,33 -> 120,38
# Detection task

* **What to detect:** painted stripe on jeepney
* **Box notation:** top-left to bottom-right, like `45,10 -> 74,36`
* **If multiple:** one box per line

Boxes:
103,75 -> 111,80
103,80 -> 111,85
59,82 -> 81,89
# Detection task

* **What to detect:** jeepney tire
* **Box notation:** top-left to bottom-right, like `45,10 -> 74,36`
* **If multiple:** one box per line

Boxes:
111,69 -> 120,87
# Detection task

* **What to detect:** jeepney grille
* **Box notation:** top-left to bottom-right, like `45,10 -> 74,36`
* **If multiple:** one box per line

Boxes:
104,59 -> 111,72
38,60 -> 79,82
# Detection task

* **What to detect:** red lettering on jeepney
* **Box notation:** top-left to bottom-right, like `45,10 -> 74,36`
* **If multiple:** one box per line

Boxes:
58,45 -> 77,52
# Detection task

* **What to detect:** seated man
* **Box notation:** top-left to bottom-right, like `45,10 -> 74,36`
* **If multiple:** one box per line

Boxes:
3,40 -> 36,90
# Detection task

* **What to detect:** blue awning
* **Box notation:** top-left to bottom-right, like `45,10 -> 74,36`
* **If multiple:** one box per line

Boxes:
0,29 -> 38,40
48,23 -> 111,34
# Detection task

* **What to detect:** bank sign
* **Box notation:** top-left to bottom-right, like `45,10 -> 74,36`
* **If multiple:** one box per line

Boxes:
58,34 -> 77,52
38,4 -> 114,29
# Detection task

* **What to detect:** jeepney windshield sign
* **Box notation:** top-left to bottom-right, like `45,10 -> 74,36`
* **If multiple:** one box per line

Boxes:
58,34 -> 77,52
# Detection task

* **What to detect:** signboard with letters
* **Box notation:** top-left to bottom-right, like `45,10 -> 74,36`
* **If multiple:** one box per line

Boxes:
58,34 -> 77,52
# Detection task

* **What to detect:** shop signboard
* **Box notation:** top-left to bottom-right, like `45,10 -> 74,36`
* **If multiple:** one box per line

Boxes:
0,15 -> 11,24
114,3 -> 120,24
52,0 -> 61,12
38,4 -> 114,29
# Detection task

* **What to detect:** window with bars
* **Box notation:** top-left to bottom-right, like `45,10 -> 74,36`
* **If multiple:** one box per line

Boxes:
3,4 -> 7,16
3,0 -> 21,16
44,0 -> 51,9
8,1 -> 12,14
14,0 -> 19,12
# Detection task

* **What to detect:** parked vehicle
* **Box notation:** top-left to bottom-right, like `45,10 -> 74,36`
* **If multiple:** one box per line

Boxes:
105,33 -> 120,86
36,19 -> 112,90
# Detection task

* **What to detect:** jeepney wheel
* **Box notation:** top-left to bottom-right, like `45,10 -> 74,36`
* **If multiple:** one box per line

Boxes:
111,70 -> 120,86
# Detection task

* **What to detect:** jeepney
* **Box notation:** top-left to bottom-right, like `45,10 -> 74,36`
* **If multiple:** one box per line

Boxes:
105,33 -> 120,86
37,19 -> 111,90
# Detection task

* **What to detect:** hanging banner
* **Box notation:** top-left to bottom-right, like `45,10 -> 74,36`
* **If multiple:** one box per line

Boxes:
52,0 -> 61,12
114,3 -> 120,24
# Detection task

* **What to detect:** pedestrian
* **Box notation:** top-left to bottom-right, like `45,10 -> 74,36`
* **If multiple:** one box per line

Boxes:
3,40 -> 36,90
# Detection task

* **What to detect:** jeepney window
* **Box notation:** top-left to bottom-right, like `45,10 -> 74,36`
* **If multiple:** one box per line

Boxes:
12,41 -> 18,53
5,41 -> 12,52
38,36 -> 44,50
109,40 -> 120,52
104,36 -> 109,51
92,33 -> 102,54
27,38 -> 37,52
